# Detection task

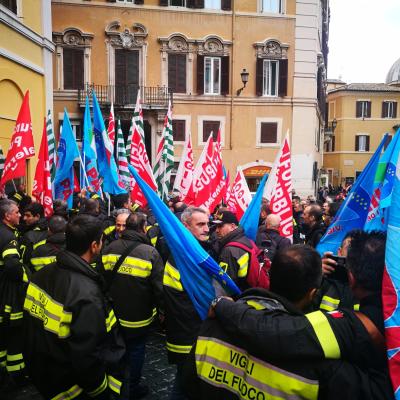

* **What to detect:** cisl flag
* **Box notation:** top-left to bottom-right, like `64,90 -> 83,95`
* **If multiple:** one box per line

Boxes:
32,118 -> 53,217
0,90 -> 35,187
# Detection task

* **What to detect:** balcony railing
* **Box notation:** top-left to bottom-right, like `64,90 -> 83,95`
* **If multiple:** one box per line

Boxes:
78,84 -> 173,109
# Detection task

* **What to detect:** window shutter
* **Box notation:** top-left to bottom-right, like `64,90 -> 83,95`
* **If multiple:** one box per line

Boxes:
355,135 -> 359,151
172,120 -> 186,141
382,102 -> 387,118
63,49 -> 73,90
278,59 -> 288,97
197,55 -> 204,94
356,101 -> 361,118
194,0 -> 204,8
159,0 -> 168,5
260,122 -> 277,143
74,50 -> 84,89
394,102 -> 398,118
366,136 -> 370,151
256,58 -> 263,96
332,136 -> 335,152
221,56 -> 230,95
203,121 -> 220,142
221,0 -> 231,10
63,48 -> 83,90
135,0 -> 144,4
168,54 -> 186,93
366,101 -> 371,118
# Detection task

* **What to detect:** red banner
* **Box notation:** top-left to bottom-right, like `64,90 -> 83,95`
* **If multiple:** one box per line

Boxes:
32,119 -> 53,217
107,104 -> 115,148
228,169 -> 252,220
173,131 -> 194,201
269,137 -> 293,240
1,90 -> 35,187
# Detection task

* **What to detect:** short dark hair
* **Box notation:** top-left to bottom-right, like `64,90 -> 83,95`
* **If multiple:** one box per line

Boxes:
53,199 -> 68,220
328,202 -> 341,218
48,215 -> 67,234
307,205 -> 323,222
125,213 -> 147,232
24,202 -> 44,218
112,193 -> 130,210
270,245 -> 322,303
80,198 -> 100,216
66,215 -> 103,256
346,230 -> 386,292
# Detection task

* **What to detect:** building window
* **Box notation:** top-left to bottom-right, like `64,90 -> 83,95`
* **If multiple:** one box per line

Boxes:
204,57 -> 221,95
324,136 -> 335,152
355,135 -> 369,152
204,0 -> 221,8
261,0 -> 282,13
356,101 -> 371,118
382,101 -> 397,119
168,54 -> 187,94
63,48 -> 84,90
256,118 -> 282,147
198,116 -> 225,145
0,0 -> 17,13
172,120 -> 186,142
169,0 -> 185,6
384,134 -> 393,150
263,60 -> 279,96
203,120 -> 220,142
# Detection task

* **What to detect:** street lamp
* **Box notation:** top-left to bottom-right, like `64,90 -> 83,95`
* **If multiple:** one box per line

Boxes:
236,69 -> 249,96
331,117 -> 337,133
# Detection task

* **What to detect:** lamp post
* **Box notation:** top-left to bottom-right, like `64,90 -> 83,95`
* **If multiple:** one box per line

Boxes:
331,117 -> 337,133
236,68 -> 249,96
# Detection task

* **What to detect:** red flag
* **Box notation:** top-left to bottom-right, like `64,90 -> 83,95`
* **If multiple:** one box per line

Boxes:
173,131 -> 194,201
228,169 -> 252,220
1,90 -> 35,187
107,103 -> 116,149
269,136 -> 293,240
73,170 -> 80,193
32,118 -> 53,217
223,171 -> 231,204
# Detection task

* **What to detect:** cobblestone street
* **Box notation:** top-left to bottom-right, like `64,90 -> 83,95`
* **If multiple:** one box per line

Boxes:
3,326 -> 175,400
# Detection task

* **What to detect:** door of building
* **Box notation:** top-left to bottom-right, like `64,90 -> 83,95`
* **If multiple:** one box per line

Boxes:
115,49 -> 139,105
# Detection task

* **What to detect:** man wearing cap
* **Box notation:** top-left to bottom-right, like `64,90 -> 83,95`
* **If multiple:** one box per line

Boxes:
213,210 -> 253,290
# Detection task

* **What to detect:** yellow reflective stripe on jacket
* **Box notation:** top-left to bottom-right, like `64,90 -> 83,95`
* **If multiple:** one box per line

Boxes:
31,256 -> 56,272
195,336 -> 319,400
87,375 -> 107,397
305,311 -> 341,359
3,305 -> 23,321
103,225 -> 116,236
353,303 -> 360,311
167,341 -> 193,354
22,269 -> 29,283
219,262 -> 228,273
24,283 -> 72,338
163,261 -> 183,291
119,308 -> 157,329
102,254 -> 119,271
106,309 -> 117,332
33,239 -> 47,250
320,295 -> 340,312
102,253 -> 152,278
52,385 -> 83,400
150,236 -> 158,246
14,193 -> 22,201
0,350 -> 6,368
2,247 -> 19,258
237,252 -> 249,278
246,300 -> 266,310
108,375 -> 122,395
6,352 -> 25,372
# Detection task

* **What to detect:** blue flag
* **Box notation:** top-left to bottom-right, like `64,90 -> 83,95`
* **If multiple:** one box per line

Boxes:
317,134 -> 387,255
54,109 -> 80,208
128,164 -> 241,320
240,174 -> 268,241
365,130 -> 400,232
92,91 -> 126,195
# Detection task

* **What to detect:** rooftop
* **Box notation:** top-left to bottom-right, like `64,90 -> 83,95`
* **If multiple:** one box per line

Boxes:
328,82 -> 400,94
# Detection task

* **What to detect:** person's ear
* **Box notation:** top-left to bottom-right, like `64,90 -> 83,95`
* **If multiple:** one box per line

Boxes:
348,270 -> 356,290
308,288 -> 318,303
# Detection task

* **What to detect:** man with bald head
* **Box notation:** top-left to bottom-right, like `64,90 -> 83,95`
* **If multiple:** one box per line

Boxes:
256,213 -> 291,260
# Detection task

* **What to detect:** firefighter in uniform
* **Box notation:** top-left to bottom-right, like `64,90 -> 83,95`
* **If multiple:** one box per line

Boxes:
102,212 -> 164,399
213,211 -> 252,290
30,215 -> 67,273
0,200 -> 30,383
163,207 -> 213,400
23,215 -> 125,400
184,244 -> 393,399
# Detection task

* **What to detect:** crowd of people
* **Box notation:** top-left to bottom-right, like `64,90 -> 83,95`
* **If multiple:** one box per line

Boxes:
0,182 -> 394,399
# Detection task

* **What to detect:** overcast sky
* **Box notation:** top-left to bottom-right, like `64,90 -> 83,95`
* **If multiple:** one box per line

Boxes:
328,0 -> 400,83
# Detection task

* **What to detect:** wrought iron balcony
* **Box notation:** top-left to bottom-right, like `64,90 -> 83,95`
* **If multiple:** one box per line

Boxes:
78,84 -> 173,109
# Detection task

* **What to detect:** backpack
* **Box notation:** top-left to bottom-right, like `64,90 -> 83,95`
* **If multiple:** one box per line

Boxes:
260,233 -> 279,261
226,240 -> 270,289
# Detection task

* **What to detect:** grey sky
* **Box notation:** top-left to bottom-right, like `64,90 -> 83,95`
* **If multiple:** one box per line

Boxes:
328,0 -> 400,83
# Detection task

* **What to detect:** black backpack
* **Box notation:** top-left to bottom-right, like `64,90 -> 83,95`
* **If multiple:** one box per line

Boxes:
260,233 -> 279,261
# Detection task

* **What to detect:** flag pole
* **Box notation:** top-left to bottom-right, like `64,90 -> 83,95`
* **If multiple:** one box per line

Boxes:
77,152 -> 90,188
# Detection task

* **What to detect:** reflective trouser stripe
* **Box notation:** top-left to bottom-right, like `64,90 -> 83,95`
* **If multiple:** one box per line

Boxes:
52,385 -> 83,400
6,353 -> 25,372
320,295 -> 340,312
237,252 -> 249,278
196,336 -> 319,399
305,311 -> 341,359
87,375 -> 107,397
119,308 -> 157,329
166,341 -> 192,354
108,375 -> 122,395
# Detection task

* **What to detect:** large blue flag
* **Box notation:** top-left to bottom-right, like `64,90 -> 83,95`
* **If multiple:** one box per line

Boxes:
92,91 -> 126,195
317,134 -> 387,255
54,109 -> 80,208
128,164 -> 241,320
365,130 -> 400,232
240,174 -> 268,241
383,154 -> 400,398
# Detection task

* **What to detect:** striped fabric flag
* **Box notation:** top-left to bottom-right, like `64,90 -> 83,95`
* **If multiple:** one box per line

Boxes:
153,101 -> 174,201
0,146 -> 5,179
126,90 -> 143,161
46,110 -> 56,181
116,119 -> 131,191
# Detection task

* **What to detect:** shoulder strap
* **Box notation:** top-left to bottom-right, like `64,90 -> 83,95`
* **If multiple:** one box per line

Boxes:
354,311 -> 386,355
106,241 -> 141,290
226,241 -> 251,252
